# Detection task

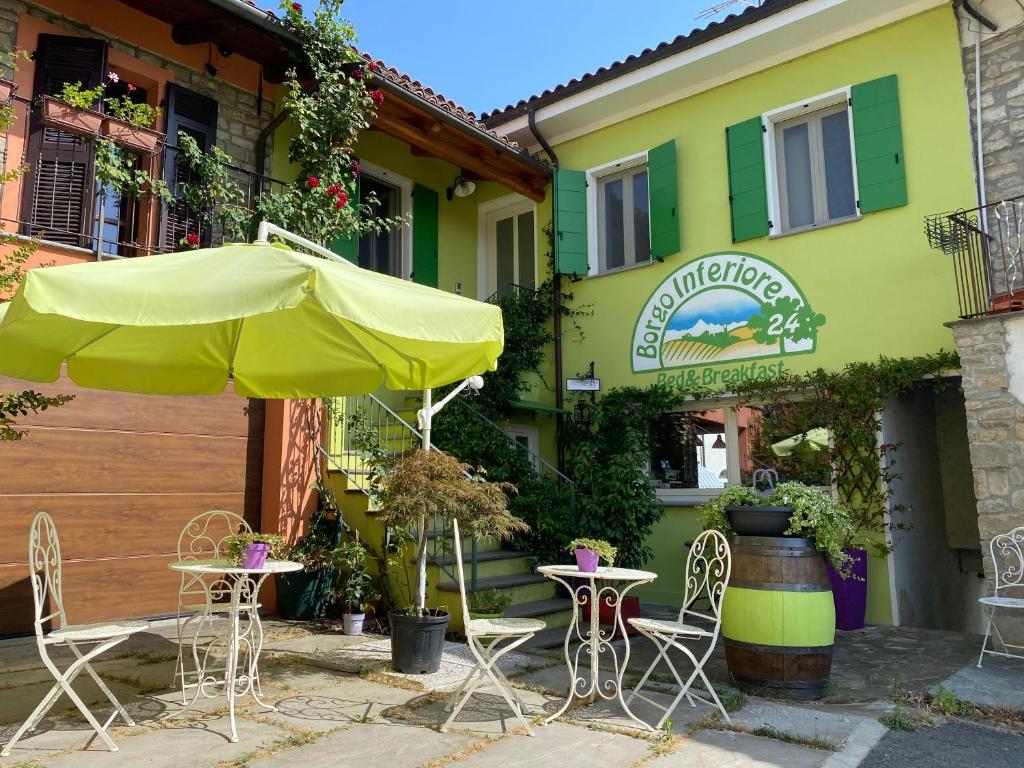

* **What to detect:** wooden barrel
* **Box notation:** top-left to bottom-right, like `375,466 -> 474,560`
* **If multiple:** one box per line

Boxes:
721,536 -> 835,701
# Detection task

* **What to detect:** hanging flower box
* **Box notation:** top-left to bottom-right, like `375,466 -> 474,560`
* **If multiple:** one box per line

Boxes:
101,117 -> 163,155
0,78 -> 18,106
39,95 -> 103,136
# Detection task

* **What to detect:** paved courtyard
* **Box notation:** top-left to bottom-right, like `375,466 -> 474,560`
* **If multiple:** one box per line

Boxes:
0,617 -> 1018,768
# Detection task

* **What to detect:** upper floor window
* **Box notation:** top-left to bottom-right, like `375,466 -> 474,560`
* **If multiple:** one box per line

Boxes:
358,174 -> 402,278
597,163 -> 650,273
773,103 -> 856,233
481,196 -> 535,299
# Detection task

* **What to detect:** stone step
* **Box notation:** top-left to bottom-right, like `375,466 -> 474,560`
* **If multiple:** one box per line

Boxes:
437,573 -> 556,605
426,551 -> 533,580
504,597 -> 576,629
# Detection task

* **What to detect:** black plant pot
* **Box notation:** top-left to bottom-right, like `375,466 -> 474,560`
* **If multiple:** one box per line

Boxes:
389,609 -> 449,674
726,505 -> 795,537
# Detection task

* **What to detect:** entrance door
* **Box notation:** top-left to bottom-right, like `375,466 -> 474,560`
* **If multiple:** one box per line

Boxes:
484,200 -> 535,299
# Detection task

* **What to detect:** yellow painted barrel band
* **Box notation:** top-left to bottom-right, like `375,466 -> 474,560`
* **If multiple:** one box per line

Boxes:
721,585 -> 836,648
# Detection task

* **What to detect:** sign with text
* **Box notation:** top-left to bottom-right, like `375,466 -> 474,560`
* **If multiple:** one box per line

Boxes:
631,252 -> 824,378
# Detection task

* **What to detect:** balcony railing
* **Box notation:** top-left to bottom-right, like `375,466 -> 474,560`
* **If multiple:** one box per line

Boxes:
927,197 -> 1024,319
0,93 -> 286,259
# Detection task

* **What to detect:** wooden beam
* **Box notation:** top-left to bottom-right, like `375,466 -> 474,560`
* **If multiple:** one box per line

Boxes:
171,18 -> 228,47
373,111 -> 545,202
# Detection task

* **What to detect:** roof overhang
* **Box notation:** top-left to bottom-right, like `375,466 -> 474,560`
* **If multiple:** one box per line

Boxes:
489,0 -> 948,151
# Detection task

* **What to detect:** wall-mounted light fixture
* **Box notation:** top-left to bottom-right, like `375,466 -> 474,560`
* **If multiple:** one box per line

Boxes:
445,174 -> 476,202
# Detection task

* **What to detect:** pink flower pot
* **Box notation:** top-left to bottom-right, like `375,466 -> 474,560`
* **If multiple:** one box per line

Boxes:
241,542 -> 271,570
40,95 -> 103,136
575,548 -> 600,573
102,118 -> 164,155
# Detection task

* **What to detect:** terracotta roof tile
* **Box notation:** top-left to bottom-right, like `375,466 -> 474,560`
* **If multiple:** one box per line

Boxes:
480,0 -> 807,125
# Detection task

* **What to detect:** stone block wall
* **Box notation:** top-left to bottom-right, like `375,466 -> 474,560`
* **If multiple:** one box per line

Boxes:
0,0 -> 276,174
951,311 -> 1024,642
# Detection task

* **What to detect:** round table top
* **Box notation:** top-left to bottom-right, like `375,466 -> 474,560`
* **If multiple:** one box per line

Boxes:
168,558 -> 303,576
537,564 -> 657,582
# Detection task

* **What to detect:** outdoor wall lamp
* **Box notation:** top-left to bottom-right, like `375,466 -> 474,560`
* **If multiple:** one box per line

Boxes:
711,434 -> 727,450
446,175 -> 476,201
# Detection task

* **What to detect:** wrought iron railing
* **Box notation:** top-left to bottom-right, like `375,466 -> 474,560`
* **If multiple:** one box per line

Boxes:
0,93 -> 287,259
927,197 -> 1024,319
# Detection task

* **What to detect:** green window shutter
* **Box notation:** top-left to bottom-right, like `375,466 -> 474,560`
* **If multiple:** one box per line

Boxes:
412,183 -> 439,287
648,139 -> 680,260
851,75 -> 907,213
329,174 -> 361,264
725,116 -> 769,243
554,169 -> 588,276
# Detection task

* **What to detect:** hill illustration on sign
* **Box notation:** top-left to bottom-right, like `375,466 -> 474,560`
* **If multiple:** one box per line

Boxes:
631,252 -> 825,374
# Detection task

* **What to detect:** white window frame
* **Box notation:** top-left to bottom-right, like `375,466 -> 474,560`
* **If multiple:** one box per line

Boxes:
762,86 -> 861,237
505,423 -> 540,472
585,151 -> 653,277
654,402 -> 741,506
359,159 -> 414,279
476,193 -> 538,300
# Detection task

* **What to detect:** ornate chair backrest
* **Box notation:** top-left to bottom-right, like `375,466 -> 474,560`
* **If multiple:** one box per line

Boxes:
990,526 -> 1024,595
29,511 -> 66,639
678,529 -> 731,634
177,511 -> 251,605
452,518 -> 473,632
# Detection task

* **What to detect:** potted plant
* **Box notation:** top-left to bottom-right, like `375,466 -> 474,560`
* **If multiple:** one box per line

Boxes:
701,482 -> 854,576
699,485 -> 795,537
374,448 -> 524,674
569,537 -> 616,573
40,80 -> 106,136
466,588 -> 511,620
102,89 -> 163,154
333,536 -> 378,636
275,482 -> 341,620
223,532 -> 285,569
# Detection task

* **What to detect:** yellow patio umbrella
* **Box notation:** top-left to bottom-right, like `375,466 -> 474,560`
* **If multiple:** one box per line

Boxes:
771,427 -> 830,457
0,232 -> 503,398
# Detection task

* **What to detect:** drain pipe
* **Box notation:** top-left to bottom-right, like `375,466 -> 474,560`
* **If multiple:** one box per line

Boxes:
963,1 -> 998,228
528,107 -> 566,473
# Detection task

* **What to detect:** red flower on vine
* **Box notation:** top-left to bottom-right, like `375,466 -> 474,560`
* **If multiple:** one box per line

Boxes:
326,183 -> 342,197
335,192 -> 349,208
369,89 -> 384,105
352,69 -> 363,81
127,83 -> 137,92
368,61 -> 378,73
350,159 -> 361,177
342,147 -> 351,155
291,2 -> 302,11
185,232 -> 199,248
307,175 -> 320,189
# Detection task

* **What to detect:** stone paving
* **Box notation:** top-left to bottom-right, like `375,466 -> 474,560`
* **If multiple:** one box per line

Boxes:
0,617 -> 1010,768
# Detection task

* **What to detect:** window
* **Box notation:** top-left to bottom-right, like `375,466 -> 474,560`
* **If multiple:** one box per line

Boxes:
773,103 -> 856,233
358,174 -> 402,277
506,424 -> 540,472
482,198 -> 535,298
597,164 -> 650,273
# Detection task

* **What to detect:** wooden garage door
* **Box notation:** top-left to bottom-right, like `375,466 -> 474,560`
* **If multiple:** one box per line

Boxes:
0,375 -> 264,637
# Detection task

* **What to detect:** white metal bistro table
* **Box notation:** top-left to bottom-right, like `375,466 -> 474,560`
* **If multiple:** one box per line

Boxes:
536,564 -> 657,730
167,558 -> 302,742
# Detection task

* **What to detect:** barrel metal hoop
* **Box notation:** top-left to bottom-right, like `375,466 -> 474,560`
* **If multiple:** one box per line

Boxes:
729,579 -> 832,593
733,536 -> 815,547
724,637 -> 835,655
733,547 -> 823,558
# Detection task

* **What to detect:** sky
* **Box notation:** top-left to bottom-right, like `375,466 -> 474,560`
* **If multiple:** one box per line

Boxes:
339,0 -> 747,116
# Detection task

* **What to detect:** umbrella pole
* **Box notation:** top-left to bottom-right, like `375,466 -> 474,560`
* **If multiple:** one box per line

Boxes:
417,388 -> 432,612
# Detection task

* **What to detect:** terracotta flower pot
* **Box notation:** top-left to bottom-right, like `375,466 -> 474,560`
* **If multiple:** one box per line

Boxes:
102,117 -> 164,155
0,78 -> 18,106
40,95 -> 103,136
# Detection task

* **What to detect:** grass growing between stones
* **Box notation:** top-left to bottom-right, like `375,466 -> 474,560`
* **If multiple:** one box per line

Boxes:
749,724 -> 836,751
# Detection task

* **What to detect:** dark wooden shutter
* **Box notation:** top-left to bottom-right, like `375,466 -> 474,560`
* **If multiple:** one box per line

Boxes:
648,139 -> 680,260
161,84 -> 218,250
725,116 -> 769,243
329,173 -> 361,264
851,75 -> 907,213
412,183 -> 438,287
554,169 -> 588,276
22,34 -> 107,248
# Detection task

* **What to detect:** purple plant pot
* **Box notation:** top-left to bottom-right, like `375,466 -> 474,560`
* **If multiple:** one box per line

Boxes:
827,547 -> 868,631
241,542 -> 271,570
575,548 -> 600,573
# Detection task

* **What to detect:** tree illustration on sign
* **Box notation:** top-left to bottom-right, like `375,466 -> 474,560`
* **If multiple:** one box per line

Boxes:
746,296 -> 826,345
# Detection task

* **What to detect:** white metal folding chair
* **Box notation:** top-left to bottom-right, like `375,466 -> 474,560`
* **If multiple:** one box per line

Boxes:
978,526 -> 1024,667
174,510 -> 257,702
626,530 -> 732,727
441,518 -> 545,735
2,511 -> 147,756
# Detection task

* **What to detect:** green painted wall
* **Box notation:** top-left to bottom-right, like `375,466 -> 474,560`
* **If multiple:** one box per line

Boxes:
531,7 -> 974,624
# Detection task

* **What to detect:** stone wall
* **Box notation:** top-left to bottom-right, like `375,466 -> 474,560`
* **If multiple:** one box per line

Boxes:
0,0 -> 275,173
950,311 -> 1024,643
962,20 -> 1024,205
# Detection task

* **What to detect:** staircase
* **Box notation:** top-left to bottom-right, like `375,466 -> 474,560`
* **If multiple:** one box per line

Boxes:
321,393 -> 574,646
